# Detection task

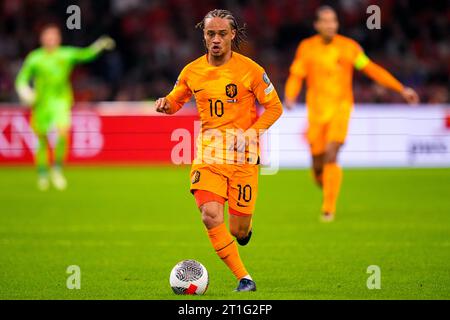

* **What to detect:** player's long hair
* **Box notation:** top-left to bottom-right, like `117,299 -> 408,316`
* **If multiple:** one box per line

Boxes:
196,9 -> 247,51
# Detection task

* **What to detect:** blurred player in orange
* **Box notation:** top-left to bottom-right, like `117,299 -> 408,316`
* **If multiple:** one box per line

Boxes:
284,6 -> 419,222
155,9 -> 282,291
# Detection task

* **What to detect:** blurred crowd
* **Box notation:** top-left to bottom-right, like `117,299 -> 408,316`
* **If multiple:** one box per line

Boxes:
0,0 -> 448,104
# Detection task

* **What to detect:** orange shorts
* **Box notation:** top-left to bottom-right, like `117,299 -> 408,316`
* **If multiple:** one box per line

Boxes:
307,110 -> 352,155
190,163 -> 258,215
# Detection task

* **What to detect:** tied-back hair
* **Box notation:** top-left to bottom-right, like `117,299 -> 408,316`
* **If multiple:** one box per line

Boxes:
196,9 -> 247,51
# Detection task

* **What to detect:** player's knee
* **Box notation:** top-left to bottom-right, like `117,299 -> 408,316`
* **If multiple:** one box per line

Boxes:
325,154 -> 337,164
201,205 -> 223,229
325,147 -> 339,163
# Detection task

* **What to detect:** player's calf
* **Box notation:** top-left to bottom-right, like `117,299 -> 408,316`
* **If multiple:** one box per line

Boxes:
312,169 -> 323,187
229,213 -> 253,246
230,224 -> 252,246
229,225 -> 249,239
236,229 -> 252,246
312,154 -> 325,188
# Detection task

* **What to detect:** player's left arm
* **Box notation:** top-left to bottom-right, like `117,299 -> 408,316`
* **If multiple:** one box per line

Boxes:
249,69 -> 283,133
69,35 -> 116,64
234,68 -> 282,154
354,48 -> 419,104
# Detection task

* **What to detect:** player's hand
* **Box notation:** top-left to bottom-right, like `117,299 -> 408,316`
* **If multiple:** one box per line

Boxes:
401,87 -> 419,105
284,99 -> 295,110
155,97 -> 171,114
93,35 -> 116,51
17,85 -> 36,106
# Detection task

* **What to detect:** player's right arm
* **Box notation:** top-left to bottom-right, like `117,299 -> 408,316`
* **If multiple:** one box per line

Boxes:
284,41 -> 307,110
156,67 -> 192,114
15,52 -> 36,106
353,44 -> 419,104
66,36 -> 116,64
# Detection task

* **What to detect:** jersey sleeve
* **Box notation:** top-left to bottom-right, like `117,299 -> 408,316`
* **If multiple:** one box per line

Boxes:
165,66 -> 192,114
284,41 -> 308,102
289,41 -> 308,78
352,41 -> 371,71
250,66 -> 283,131
65,46 -> 100,64
15,53 -> 35,89
352,41 -> 404,92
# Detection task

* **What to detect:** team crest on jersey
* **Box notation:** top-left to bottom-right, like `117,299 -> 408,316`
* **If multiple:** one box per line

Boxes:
225,83 -> 238,98
191,170 -> 201,184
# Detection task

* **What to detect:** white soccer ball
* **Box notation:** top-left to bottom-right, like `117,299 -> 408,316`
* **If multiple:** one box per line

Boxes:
169,259 -> 209,295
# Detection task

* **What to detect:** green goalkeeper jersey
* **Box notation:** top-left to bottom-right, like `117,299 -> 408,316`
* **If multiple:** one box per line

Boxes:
15,46 -> 100,111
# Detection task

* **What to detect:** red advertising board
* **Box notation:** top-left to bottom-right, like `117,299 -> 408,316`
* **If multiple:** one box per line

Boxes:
0,104 -> 199,165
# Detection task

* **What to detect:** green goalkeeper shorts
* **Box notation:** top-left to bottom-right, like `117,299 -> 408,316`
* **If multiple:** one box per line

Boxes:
31,102 -> 71,134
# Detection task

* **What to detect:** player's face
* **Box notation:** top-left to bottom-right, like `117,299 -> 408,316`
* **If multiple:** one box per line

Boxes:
315,10 -> 339,41
203,17 -> 236,57
40,27 -> 62,50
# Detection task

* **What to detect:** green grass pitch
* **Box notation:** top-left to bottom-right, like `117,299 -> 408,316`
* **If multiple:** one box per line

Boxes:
0,166 -> 449,299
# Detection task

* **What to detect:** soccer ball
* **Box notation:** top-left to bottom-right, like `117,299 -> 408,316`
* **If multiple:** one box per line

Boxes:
169,259 -> 209,295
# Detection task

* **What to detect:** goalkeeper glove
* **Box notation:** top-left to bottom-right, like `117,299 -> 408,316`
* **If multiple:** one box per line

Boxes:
92,35 -> 116,52
17,85 -> 36,106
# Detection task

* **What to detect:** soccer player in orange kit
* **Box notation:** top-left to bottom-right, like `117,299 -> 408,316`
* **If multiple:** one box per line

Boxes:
284,6 -> 419,222
155,9 -> 282,291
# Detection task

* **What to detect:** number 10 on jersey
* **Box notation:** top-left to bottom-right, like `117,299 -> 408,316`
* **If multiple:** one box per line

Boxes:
208,99 -> 224,117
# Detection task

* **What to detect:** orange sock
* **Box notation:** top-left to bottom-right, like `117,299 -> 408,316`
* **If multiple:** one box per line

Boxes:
207,223 -> 248,280
322,163 -> 343,214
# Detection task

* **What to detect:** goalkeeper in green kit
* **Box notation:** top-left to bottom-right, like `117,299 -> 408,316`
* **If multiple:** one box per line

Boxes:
15,24 -> 115,190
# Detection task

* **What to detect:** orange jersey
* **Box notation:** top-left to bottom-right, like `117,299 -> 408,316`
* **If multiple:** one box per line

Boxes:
286,34 -> 364,123
166,52 -> 282,164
